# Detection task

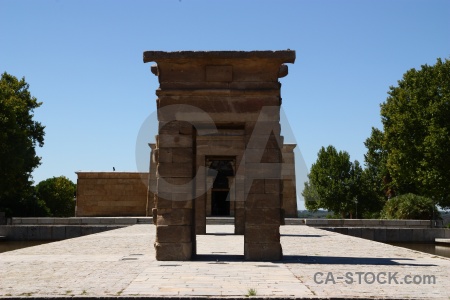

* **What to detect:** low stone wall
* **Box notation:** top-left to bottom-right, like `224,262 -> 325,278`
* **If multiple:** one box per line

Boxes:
323,227 -> 450,243
11,217 -> 153,225
305,219 -> 441,228
0,225 -> 126,241
8,217 -> 441,228
285,218 -> 305,225
76,172 -> 149,217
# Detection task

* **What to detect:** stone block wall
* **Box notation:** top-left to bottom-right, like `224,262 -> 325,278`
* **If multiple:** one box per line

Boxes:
76,172 -> 148,217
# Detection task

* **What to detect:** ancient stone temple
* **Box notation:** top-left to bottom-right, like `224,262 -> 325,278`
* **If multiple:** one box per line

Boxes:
144,50 -> 296,261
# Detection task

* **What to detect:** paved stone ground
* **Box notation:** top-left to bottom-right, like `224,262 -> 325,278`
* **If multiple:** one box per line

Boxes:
0,225 -> 449,299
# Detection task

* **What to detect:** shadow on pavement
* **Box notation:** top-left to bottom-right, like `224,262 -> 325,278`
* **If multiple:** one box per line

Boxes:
193,253 -> 436,267
280,255 -> 437,266
281,234 -> 323,237
194,254 -> 244,262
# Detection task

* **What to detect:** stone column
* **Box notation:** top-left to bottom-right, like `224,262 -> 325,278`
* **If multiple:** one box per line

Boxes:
234,173 -> 246,235
147,143 -> 157,217
244,121 -> 284,260
194,149 -> 208,235
282,144 -> 298,218
153,120 -> 196,261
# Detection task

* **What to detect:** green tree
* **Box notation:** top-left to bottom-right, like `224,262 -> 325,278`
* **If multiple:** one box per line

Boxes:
306,145 -> 363,218
0,72 -> 45,216
36,176 -> 76,217
302,181 -> 321,212
381,193 -> 440,220
357,168 -> 385,218
366,58 -> 450,208
364,128 -> 391,198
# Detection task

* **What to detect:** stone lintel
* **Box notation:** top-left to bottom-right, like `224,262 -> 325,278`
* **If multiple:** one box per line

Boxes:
143,50 -> 296,64
156,88 -> 281,97
144,50 -> 295,86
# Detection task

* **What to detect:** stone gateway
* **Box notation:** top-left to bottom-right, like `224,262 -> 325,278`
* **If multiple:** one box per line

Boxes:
144,50 -> 297,261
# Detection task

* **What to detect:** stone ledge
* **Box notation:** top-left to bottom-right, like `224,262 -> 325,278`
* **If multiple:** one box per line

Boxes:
305,219 -> 438,228
323,227 -> 450,242
143,50 -> 296,63
76,171 -> 148,179
11,217 -> 153,225
436,238 -> 450,244
0,225 -> 126,241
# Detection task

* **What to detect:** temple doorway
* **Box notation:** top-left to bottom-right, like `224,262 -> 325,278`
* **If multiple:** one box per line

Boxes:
206,158 -> 235,217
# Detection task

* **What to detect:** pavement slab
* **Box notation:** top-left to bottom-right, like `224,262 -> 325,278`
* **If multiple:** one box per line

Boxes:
0,224 -> 449,299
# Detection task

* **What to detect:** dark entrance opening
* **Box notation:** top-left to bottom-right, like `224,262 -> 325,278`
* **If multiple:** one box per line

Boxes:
208,159 -> 234,217
211,191 -> 230,216
212,174 -> 230,216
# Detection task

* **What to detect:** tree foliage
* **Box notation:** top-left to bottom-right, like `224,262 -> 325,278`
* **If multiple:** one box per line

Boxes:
364,128 -> 390,197
36,176 -> 76,217
305,146 -> 362,217
366,58 -> 450,208
381,193 -> 440,220
0,72 -> 45,216
304,145 -> 384,218
302,181 -> 321,212
357,168 -> 385,218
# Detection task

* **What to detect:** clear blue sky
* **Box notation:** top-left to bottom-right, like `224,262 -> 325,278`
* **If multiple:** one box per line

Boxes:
1,0 -> 449,210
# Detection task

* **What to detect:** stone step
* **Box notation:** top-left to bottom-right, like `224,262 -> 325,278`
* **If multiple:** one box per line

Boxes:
137,218 -> 153,224
206,217 -> 234,225
435,238 -> 450,244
